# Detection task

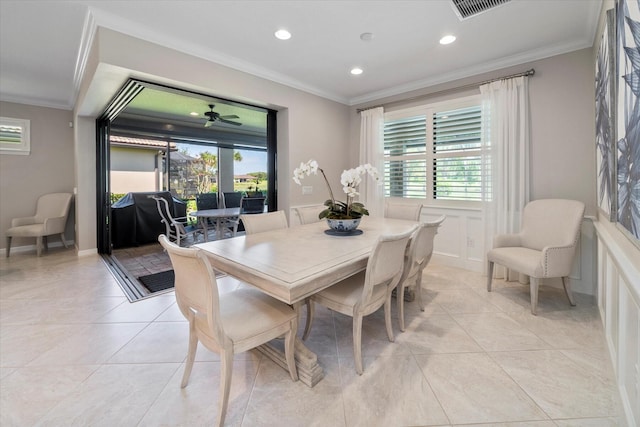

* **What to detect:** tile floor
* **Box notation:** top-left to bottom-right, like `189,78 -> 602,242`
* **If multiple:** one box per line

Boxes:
0,247 -> 626,426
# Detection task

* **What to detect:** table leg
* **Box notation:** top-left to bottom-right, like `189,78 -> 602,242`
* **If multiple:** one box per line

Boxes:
256,338 -> 324,387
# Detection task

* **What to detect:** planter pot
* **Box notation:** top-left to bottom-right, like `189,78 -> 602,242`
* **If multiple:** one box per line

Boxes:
326,218 -> 361,232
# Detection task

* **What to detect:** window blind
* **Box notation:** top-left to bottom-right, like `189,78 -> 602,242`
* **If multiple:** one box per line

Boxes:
383,116 -> 427,198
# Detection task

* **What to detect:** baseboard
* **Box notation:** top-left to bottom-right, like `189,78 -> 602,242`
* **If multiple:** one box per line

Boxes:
0,240 -> 77,257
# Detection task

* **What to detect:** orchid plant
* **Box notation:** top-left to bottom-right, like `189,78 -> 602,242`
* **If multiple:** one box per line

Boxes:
293,159 -> 380,219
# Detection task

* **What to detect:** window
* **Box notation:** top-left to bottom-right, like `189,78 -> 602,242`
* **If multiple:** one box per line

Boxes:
383,97 -> 483,204
0,117 -> 30,155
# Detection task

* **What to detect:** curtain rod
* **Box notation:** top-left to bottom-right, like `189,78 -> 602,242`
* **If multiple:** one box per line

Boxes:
357,68 -> 535,113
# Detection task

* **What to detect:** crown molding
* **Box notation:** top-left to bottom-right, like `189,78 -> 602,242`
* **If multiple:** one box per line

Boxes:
69,9 -> 97,108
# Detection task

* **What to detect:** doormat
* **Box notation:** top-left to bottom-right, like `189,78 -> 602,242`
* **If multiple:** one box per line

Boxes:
138,270 -> 175,293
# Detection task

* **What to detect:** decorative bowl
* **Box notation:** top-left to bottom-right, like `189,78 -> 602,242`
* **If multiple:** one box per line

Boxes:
326,218 -> 361,232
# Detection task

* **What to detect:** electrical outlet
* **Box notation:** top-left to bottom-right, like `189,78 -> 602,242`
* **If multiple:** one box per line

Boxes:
302,186 -> 313,195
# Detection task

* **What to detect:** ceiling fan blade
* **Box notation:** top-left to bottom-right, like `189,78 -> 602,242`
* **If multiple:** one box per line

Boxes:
219,118 -> 242,126
219,114 -> 239,119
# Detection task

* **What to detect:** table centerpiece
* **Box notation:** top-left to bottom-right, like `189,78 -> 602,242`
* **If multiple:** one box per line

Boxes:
293,159 -> 380,232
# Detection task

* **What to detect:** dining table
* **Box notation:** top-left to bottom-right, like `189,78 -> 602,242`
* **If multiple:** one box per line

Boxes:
191,207 -> 241,241
194,215 -> 418,387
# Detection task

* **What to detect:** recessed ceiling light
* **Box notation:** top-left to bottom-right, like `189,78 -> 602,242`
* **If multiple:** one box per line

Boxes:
360,32 -> 374,42
350,67 -> 363,75
439,35 -> 456,45
189,111 -> 199,116
275,29 -> 291,40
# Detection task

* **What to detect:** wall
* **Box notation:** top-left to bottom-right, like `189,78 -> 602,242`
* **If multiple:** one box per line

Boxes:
71,27 -> 351,253
345,48 -> 597,294
0,101 -> 75,253
110,147 -> 159,193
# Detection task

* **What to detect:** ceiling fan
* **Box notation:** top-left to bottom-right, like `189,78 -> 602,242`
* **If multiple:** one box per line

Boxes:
203,104 -> 241,127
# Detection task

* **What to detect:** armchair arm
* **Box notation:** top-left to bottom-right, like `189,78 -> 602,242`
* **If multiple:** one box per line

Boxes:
492,233 -> 522,248
542,244 -> 577,277
11,216 -> 37,227
43,216 -> 67,234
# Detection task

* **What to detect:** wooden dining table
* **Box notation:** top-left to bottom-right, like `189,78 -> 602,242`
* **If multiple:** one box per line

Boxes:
194,215 -> 418,387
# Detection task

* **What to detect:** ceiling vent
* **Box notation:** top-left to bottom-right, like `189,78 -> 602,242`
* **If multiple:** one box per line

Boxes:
451,0 -> 512,20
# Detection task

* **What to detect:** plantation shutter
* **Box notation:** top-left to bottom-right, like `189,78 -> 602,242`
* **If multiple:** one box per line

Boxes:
432,105 -> 482,201
383,116 -> 427,198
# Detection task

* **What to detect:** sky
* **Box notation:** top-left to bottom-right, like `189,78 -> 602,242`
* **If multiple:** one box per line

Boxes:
177,143 -> 267,175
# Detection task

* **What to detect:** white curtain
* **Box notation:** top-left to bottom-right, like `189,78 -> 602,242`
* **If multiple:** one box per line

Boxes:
481,76 -> 530,279
359,107 -> 385,217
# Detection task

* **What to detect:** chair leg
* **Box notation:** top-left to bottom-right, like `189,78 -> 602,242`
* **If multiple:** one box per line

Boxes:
416,273 -> 425,312
302,300 -> 314,341
6,237 -> 11,257
385,295 -> 394,342
562,276 -> 576,306
284,322 -> 298,381
217,347 -> 234,427
181,321 -> 198,388
353,314 -> 364,375
59,233 -> 69,248
36,236 -> 43,257
397,283 -> 406,332
530,277 -> 540,315
487,260 -> 494,292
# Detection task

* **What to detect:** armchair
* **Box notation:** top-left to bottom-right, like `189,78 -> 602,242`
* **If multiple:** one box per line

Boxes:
6,192 -> 73,257
486,199 -> 585,315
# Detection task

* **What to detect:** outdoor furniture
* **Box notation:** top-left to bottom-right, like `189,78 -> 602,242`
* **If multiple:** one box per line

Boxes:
151,196 -> 202,247
221,191 -> 243,208
191,208 -> 241,241
5,192 -> 73,257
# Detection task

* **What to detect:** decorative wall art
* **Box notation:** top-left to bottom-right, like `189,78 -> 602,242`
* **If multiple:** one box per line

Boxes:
616,0 -> 640,244
596,8 -> 617,220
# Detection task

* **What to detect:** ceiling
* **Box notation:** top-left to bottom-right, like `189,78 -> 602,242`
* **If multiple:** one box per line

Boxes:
0,0 -> 602,110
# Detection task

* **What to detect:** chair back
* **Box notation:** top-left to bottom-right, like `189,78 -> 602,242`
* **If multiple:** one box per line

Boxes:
151,196 -> 179,241
34,193 -> 73,228
403,216 -> 445,280
295,205 -> 325,225
196,192 -> 218,210
240,196 -> 266,214
385,201 -> 423,221
221,192 -> 243,208
240,211 -> 288,235
361,225 -> 417,303
519,199 -> 585,251
158,235 -> 225,344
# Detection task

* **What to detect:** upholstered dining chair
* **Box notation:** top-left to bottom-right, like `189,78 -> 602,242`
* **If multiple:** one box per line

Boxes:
158,235 -> 298,427
384,201 -> 423,221
397,215 -> 446,332
240,211 -> 288,235
151,196 -> 201,246
294,204 -> 325,225
6,192 -> 73,257
486,199 -> 585,315
303,225 -> 417,374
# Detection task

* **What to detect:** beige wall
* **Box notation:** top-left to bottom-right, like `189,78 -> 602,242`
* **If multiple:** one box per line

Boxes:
0,101 -> 75,251
351,48 -> 597,215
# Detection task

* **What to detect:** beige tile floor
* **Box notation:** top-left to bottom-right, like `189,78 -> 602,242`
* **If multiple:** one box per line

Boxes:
0,247 -> 626,426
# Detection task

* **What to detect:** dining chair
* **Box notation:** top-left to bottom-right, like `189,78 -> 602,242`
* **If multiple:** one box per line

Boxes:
221,191 -> 243,208
303,225 -> 417,374
294,204 -> 325,225
150,196 -> 201,246
396,215 -> 445,332
240,196 -> 266,214
487,199 -> 585,315
196,192 -> 219,210
158,235 -> 298,427
240,210 -> 288,235
384,201 -> 423,221
5,192 -> 73,257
